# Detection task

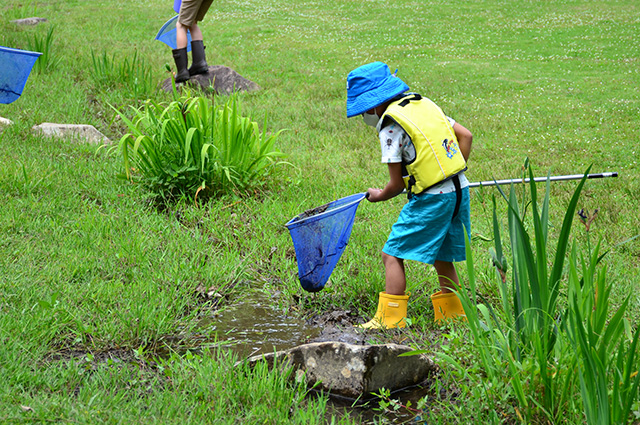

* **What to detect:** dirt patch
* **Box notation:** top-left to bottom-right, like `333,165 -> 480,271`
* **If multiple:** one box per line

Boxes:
304,309 -> 368,345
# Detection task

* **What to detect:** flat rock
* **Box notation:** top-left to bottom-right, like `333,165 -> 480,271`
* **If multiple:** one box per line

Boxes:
245,342 -> 435,399
32,123 -> 110,145
162,65 -> 260,95
11,17 -> 47,26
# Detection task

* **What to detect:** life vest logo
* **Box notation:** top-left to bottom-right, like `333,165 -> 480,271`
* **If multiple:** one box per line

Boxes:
442,139 -> 458,159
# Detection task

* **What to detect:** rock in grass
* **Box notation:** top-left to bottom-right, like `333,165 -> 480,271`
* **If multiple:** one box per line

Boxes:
162,65 -> 260,95
244,342 -> 436,399
11,17 -> 47,26
0,116 -> 14,129
32,123 -> 111,145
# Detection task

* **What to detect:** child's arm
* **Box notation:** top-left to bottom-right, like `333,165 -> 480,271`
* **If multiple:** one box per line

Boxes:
453,123 -> 473,161
367,163 -> 405,202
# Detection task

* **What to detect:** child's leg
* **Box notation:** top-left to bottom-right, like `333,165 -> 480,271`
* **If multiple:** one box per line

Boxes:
431,260 -> 465,321
434,260 -> 458,293
382,252 -> 406,295
186,23 -> 208,75
176,21 -> 190,49
173,21 -> 191,82
189,23 -> 204,41
357,252 -> 409,329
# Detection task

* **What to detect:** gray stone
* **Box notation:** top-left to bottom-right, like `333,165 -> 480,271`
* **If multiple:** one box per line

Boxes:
244,342 -> 435,399
162,65 -> 260,95
32,123 -> 111,145
11,17 -> 47,26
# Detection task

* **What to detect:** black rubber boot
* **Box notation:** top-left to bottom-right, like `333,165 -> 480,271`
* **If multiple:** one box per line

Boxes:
172,48 -> 190,83
188,40 -> 209,75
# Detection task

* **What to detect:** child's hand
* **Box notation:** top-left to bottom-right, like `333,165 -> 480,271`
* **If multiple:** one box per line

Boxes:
366,188 -> 384,202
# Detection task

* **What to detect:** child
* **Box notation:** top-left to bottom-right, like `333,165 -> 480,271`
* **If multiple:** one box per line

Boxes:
346,62 -> 473,328
172,0 -> 213,82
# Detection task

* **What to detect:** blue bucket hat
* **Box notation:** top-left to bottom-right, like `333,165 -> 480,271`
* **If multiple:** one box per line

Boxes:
346,62 -> 409,118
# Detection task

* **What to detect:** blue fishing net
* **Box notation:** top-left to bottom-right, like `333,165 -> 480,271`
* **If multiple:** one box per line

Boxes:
285,193 -> 367,292
155,15 -> 192,51
0,46 -> 42,104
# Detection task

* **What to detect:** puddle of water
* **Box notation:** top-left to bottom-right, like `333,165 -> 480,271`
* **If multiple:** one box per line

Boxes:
197,291 -> 321,359
197,291 -> 438,424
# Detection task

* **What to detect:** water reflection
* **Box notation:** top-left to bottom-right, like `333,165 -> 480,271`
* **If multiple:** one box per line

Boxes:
198,291 -> 321,358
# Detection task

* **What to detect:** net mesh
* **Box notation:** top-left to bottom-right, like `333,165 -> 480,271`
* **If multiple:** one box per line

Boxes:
0,46 -> 41,104
285,193 -> 366,292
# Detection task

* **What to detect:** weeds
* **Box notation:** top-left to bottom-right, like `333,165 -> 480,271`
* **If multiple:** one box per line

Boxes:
453,163 -> 640,424
26,25 -> 60,74
372,387 -> 428,421
15,160 -> 54,198
113,92 -> 287,203
566,235 -> 640,424
5,0 -> 38,20
91,49 -> 156,100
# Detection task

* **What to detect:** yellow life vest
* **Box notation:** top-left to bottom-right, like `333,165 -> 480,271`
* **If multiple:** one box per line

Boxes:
382,94 -> 467,195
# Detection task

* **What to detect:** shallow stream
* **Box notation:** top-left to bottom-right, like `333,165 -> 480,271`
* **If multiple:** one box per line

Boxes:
198,291 -> 321,359
198,290 -> 437,424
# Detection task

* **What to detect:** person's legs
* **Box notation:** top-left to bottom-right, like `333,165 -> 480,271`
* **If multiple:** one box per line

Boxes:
176,22 -> 190,49
358,252 -> 409,329
189,23 -> 203,41
172,21 -> 190,82
187,23 -> 208,75
177,0 -> 205,46
434,260 -> 458,293
383,252 -> 406,295
428,186 -> 469,321
431,260 -> 465,321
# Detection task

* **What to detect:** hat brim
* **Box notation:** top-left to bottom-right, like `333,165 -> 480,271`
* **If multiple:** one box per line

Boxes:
346,76 -> 409,118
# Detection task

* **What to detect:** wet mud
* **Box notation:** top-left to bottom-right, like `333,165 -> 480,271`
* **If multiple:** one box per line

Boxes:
43,290 -> 452,424
299,202 -> 330,219
197,292 -> 368,359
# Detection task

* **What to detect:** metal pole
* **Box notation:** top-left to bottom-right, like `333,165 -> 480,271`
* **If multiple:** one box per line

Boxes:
469,172 -> 618,188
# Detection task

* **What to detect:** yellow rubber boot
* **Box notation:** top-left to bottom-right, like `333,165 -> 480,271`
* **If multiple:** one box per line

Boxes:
431,291 -> 466,322
358,292 -> 409,329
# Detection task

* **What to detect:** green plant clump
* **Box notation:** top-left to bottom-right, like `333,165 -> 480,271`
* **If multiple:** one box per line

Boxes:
114,93 -> 287,203
450,163 -> 640,424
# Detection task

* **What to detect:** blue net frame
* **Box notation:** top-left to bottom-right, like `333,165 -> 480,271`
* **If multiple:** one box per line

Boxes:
285,193 -> 366,292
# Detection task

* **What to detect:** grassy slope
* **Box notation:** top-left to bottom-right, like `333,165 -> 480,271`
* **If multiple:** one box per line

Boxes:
0,0 -> 639,423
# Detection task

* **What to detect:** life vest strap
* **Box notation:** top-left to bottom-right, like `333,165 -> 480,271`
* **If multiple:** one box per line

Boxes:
406,174 -> 463,220
452,175 -> 462,220
398,93 -> 422,107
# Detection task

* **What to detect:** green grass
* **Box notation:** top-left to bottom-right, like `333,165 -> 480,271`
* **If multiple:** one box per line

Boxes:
1,0 -> 639,423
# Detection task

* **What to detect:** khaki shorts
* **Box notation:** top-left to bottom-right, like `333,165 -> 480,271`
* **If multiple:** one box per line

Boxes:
179,0 -> 214,27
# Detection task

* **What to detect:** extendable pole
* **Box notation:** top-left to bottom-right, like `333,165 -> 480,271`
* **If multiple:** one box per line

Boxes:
469,172 -> 618,188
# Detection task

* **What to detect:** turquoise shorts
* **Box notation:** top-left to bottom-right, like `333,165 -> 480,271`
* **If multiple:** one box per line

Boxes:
382,187 -> 470,264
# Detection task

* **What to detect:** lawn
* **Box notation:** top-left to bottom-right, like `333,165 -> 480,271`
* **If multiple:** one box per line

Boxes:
1,0 -> 639,423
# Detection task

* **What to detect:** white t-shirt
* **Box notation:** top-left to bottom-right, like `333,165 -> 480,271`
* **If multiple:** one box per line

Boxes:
376,116 -> 468,194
